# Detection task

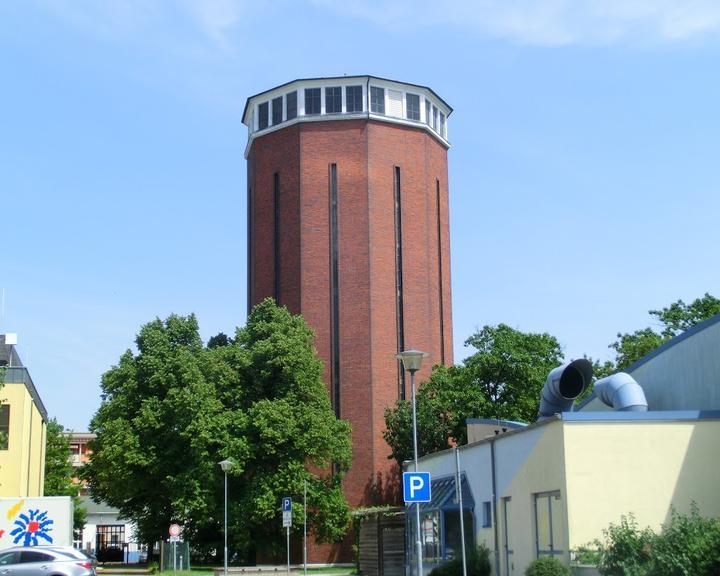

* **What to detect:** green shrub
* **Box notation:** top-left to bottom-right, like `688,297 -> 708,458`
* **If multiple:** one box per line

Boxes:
646,504 -> 720,576
525,557 -> 570,576
597,514 -> 653,576
428,545 -> 492,576
595,505 -> 720,576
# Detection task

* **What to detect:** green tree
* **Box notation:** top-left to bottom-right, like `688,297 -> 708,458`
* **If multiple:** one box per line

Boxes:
82,300 -> 351,561
43,418 -> 87,535
384,365 -> 489,467
463,324 -> 564,422
610,293 -> 720,369
384,325 -> 564,467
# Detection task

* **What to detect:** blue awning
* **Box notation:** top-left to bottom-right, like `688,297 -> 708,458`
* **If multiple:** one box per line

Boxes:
417,474 -> 474,512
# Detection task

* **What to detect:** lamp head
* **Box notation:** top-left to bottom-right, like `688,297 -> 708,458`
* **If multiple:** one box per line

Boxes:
395,349 -> 428,373
219,459 -> 234,472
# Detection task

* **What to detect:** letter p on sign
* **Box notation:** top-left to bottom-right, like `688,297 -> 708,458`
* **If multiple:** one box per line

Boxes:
403,472 -> 431,502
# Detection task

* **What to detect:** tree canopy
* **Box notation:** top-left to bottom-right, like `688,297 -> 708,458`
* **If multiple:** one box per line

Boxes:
82,299 -> 351,561
609,293 -> 720,369
384,324 -> 563,467
43,418 -> 87,535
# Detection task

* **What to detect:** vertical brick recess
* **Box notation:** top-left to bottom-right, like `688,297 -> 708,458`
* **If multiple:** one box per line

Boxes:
247,117 -> 453,562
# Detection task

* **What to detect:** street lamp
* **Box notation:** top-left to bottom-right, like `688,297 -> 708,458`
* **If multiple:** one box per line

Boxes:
219,459 -> 234,576
396,349 -> 428,576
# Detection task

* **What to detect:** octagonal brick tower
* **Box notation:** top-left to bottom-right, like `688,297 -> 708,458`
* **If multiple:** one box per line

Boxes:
243,75 -> 453,551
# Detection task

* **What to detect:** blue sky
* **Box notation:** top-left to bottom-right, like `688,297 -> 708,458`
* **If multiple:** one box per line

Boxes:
2,1 -> 719,431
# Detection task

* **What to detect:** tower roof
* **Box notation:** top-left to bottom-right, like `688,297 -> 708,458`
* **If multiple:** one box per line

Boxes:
242,75 -> 453,157
242,75 -> 452,123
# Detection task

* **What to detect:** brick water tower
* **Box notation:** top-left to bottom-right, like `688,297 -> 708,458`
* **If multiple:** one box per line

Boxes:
242,75 -> 453,543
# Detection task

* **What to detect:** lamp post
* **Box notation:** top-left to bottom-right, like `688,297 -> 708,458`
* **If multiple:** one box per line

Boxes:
396,349 -> 428,576
219,459 -> 234,576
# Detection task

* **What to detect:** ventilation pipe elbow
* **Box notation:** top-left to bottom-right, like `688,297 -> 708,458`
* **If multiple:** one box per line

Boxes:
538,359 -> 593,419
594,372 -> 648,412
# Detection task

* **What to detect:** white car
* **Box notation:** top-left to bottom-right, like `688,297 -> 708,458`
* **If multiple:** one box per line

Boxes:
0,546 -> 96,576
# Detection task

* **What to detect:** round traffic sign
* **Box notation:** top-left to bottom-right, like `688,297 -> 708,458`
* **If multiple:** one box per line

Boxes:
169,523 -> 181,537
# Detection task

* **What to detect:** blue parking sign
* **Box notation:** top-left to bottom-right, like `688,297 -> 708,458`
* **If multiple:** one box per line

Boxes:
282,497 -> 292,512
403,472 -> 431,502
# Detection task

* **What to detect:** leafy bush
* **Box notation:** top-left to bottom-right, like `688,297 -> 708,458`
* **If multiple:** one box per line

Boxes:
646,504 -> 720,576
597,514 -> 653,576
595,506 -> 720,576
525,556 -> 570,576
428,545 -> 492,576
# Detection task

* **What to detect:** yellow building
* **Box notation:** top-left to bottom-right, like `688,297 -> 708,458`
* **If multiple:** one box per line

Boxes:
0,334 -> 47,497
413,412 -> 720,576
409,314 -> 720,575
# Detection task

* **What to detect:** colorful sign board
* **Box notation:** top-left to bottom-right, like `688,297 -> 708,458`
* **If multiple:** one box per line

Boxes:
0,497 -> 73,549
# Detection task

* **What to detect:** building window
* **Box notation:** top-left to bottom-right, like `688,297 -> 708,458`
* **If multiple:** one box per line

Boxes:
346,85 -> 363,112
421,510 -> 441,565
0,405 -> 8,450
272,96 -> 283,125
406,93 -> 420,121
534,491 -> 564,558
325,87 -> 342,113
370,86 -> 385,114
305,88 -> 321,115
286,91 -> 297,120
439,112 -> 446,137
432,105 -> 438,130
425,99 -> 431,125
258,102 -> 269,130
482,501 -> 492,527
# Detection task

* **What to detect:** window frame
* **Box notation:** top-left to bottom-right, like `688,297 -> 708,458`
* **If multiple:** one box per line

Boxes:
0,405 -> 8,450
258,102 -> 269,130
370,86 -> 385,114
304,88 -> 321,115
406,93 -> 420,121
325,86 -> 342,114
272,96 -> 283,126
286,91 -> 297,120
345,85 -> 363,113
534,490 -> 564,558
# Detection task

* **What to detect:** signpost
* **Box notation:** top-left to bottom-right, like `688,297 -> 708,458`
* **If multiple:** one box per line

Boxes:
282,497 -> 292,576
403,472 -> 431,576
403,472 -> 431,502
169,524 -> 181,575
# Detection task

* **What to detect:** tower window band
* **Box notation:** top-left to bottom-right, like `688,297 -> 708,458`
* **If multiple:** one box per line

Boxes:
394,166 -> 406,399
329,163 -> 341,417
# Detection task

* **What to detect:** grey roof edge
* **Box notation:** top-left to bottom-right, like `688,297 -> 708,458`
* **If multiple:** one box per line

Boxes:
2,366 -> 48,422
562,410 -> 720,422
466,418 -> 527,429
574,311 -> 720,411
242,75 -> 453,125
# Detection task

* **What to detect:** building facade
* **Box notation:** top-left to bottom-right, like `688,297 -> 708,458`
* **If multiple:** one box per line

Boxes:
0,334 -> 47,498
243,76 -> 454,515
67,432 -> 141,562
409,314 -> 720,575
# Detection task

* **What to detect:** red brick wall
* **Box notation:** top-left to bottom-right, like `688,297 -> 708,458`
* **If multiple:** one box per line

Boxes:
247,118 -> 453,562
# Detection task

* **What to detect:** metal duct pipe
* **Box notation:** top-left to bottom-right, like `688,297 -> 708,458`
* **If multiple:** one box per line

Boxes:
594,372 -> 648,412
538,359 -> 593,419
